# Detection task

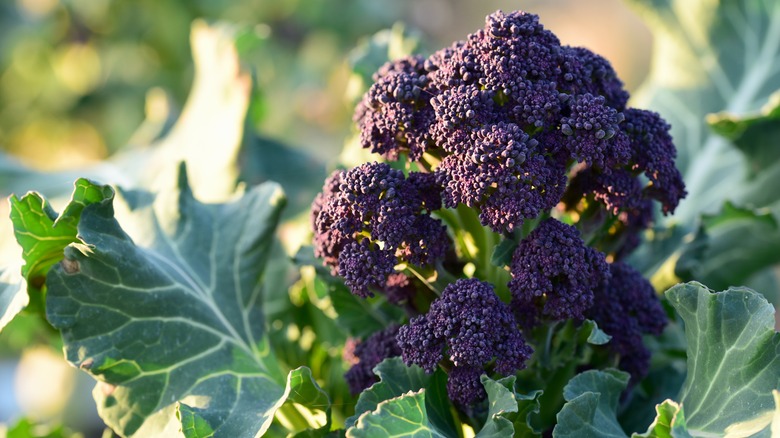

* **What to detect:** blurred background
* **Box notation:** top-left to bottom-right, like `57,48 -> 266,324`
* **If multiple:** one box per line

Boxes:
0,0 -> 651,435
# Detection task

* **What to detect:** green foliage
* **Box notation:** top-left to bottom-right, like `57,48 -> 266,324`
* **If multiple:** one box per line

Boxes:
554,282 -> 780,437
43,164 -> 296,437
346,390 -> 447,438
345,358 -> 457,437
625,0 -> 780,294
668,282 -> 780,434
476,376 -> 542,438
3,418 -> 77,438
553,369 -> 630,438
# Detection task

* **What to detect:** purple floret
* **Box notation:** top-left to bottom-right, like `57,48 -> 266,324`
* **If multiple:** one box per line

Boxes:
436,123 -> 566,232
354,56 -> 436,161
396,315 -> 444,373
351,10 -> 686,236
344,325 -> 403,395
311,162 -> 450,297
447,366 -> 487,406
559,46 -> 630,110
587,261 -> 668,381
397,279 -> 532,405
561,94 -> 630,170
623,109 -> 687,214
339,240 -> 396,298
509,218 -> 610,326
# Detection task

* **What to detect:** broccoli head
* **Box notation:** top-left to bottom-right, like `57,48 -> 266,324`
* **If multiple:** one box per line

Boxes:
396,279 -> 532,405
353,10 -> 686,233
509,218 -> 610,326
312,162 -> 450,297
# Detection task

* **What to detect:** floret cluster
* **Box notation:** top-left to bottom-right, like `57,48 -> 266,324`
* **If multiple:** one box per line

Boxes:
354,10 -> 685,234
397,279 -> 533,405
311,10 -> 686,406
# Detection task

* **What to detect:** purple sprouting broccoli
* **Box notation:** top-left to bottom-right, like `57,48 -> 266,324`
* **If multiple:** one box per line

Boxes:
344,325 -> 403,395
396,279 -> 532,405
352,9 -> 686,237
509,218 -> 610,327
353,55 -> 435,161
312,162 -> 450,297
587,262 -> 668,381
622,108 -> 687,215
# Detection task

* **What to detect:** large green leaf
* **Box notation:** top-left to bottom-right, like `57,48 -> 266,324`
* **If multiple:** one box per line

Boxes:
623,0 -> 780,295
43,164 -> 297,437
178,366 -> 331,438
346,389 -> 447,438
666,282 -> 780,435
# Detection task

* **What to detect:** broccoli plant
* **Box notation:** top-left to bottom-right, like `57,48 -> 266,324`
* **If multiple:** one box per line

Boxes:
310,10 -> 684,424
3,3 -> 780,438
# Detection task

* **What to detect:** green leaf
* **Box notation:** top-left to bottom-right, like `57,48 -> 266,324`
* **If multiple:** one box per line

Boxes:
625,0 -> 780,223
10,179 -> 113,293
582,320 -> 611,345
665,282 -> 780,435
0,267 -> 26,332
490,239 -> 517,268
708,90 -> 780,176
553,369 -> 631,438
3,418 -> 75,438
2,179 -> 113,333
44,164 -> 293,437
346,390 -> 447,438
675,202 -> 780,290
477,376 -> 543,438
554,282 -> 780,437
178,367 -> 331,438
345,358 -> 457,437
632,400 -> 690,438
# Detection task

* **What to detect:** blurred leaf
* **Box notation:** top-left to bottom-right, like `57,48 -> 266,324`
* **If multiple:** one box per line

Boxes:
553,369 -> 631,438
626,0 -> 780,223
490,239 -> 517,268
675,202 -> 780,290
346,23 -> 421,103
0,267 -> 26,332
240,134 -> 326,218
3,418 -> 76,438
708,90 -> 780,176
346,389 -> 446,438
43,164 -> 295,437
